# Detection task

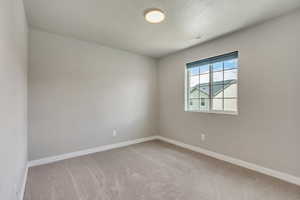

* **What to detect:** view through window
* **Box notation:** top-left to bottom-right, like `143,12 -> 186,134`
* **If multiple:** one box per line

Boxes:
186,51 -> 238,114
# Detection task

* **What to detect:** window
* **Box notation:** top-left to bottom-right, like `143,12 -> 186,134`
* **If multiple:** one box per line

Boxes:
185,51 -> 238,114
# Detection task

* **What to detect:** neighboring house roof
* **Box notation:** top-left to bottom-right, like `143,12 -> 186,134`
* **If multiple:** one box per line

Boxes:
191,79 -> 237,97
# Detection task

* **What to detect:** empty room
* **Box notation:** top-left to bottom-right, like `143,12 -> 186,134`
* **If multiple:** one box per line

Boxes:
1,0 -> 300,199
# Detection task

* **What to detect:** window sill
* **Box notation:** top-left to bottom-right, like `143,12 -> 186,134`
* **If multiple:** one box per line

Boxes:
185,110 -> 238,116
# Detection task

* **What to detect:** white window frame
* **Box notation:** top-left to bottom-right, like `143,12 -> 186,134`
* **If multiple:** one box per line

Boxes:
184,52 -> 239,115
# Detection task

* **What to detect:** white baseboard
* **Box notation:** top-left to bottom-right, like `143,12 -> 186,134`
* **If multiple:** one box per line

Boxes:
27,135 -> 300,186
19,165 -> 28,200
28,136 -> 157,167
156,136 -> 300,186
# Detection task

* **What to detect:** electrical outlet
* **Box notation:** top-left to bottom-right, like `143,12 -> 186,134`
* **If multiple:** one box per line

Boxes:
201,134 -> 206,141
113,129 -> 117,137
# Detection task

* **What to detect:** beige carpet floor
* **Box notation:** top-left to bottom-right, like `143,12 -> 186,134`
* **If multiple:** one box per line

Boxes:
24,140 -> 300,200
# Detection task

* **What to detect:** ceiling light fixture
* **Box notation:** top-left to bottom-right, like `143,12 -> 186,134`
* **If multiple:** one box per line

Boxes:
144,8 -> 165,24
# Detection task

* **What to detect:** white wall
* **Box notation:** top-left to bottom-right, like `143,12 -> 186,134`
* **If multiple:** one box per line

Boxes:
158,10 -> 300,177
0,0 -> 28,199
28,29 -> 158,160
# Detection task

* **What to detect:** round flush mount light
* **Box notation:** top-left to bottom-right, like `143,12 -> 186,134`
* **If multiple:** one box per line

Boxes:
144,8 -> 165,23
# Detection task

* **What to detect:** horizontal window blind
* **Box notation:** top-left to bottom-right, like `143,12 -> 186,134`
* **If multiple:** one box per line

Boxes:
187,51 -> 238,69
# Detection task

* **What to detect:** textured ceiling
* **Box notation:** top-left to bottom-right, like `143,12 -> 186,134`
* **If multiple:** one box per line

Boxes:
24,0 -> 300,58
